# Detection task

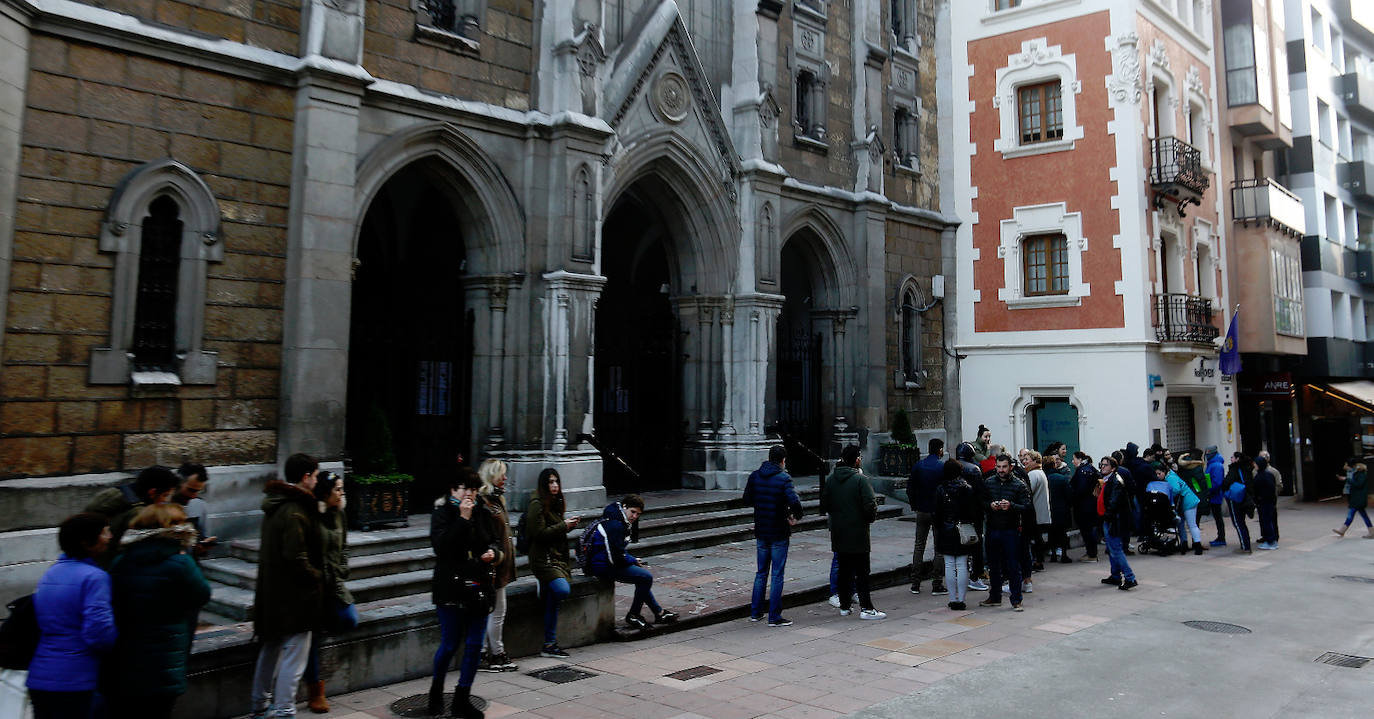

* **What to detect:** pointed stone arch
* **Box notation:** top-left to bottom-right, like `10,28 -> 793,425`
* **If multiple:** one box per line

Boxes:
779,205 -> 858,309
353,122 -> 525,275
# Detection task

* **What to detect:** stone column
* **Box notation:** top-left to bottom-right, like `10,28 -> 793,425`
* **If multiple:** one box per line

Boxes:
0,6 -> 28,368
734,294 -> 784,438
464,275 -> 519,449
277,66 -> 370,463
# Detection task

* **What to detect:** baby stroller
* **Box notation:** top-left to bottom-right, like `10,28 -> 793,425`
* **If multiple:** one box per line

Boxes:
1136,486 -> 1183,556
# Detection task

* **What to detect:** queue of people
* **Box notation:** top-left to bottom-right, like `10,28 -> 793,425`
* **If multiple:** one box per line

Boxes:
18,431 -> 1306,718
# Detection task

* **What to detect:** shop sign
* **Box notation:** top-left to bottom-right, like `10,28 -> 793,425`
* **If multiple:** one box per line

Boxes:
1243,372 -> 1293,397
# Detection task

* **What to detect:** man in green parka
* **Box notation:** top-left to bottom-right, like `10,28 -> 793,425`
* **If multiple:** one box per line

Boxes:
249,453 -> 325,719
820,445 -> 885,620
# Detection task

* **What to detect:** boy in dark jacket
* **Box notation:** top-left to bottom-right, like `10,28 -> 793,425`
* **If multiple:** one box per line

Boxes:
249,453 -> 325,719
744,445 -> 803,626
1253,456 -> 1279,550
978,454 -> 1030,610
1070,452 -> 1101,561
908,438 -> 948,594
821,445 -> 884,619
587,495 -> 679,629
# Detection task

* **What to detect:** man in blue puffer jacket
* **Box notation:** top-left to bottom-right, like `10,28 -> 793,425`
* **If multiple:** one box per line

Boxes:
744,445 -> 803,626
586,495 -> 680,630
1205,446 -> 1227,546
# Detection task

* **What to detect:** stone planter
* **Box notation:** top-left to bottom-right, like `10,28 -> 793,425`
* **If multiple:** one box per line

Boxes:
876,445 -> 920,477
347,478 -> 411,531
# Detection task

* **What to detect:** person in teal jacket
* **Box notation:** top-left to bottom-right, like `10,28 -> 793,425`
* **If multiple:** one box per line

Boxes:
105,503 -> 211,719
1161,459 -> 1203,555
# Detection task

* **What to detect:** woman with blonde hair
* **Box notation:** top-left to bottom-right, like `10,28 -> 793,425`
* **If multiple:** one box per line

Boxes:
476,458 -> 517,673
105,502 -> 211,719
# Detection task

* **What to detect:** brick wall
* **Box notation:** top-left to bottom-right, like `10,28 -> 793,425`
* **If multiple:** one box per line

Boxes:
884,218 -> 945,431
0,37 -> 293,478
363,0 -> 533,110
69,0 -> 300,56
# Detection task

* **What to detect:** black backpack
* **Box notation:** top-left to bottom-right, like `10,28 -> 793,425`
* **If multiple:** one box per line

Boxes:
0,594 -> 39,670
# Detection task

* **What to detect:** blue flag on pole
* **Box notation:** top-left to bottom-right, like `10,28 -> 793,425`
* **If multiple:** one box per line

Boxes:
1219,309 -> 1241,375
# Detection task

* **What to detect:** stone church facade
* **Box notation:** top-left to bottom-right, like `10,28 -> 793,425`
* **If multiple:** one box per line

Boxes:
0,0 -> 955,526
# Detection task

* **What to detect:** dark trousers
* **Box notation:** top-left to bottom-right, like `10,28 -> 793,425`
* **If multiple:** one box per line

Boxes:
1257,503 -> 1278,544
985,528 -> 1022,605
1226,499 -> 1251,551
1208,502 -> 1226,541
1047,522 -> 1071,556
29,690 -> 93,719
108,694 -> 178,719
835,551 -> 873,610
1074,508 -> 1099,557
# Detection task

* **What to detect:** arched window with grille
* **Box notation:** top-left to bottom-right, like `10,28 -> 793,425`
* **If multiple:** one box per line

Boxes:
901,287 -> 920,381
91,159 -> 222,385
131,196 -> 183,372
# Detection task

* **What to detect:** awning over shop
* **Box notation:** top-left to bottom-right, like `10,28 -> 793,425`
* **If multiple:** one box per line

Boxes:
1321,381 -> 1374,412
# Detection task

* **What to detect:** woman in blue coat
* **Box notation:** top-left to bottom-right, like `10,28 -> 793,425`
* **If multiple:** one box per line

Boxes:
105,503 -> 211,719
26,512 -> 118,719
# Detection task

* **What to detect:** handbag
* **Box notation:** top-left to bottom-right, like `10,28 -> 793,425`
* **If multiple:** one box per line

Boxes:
956,523 -> 979,546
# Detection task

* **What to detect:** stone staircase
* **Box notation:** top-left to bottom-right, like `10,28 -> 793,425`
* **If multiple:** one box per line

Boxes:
200,484 -> 902,622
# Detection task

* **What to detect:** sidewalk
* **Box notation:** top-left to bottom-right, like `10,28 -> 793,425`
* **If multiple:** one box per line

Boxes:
277,497 -> 1345,719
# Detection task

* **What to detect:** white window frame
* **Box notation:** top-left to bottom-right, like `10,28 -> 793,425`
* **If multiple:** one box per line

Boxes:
993,38 -> 1084,159
998,202 -> 1090,308
90,159 -> 222,386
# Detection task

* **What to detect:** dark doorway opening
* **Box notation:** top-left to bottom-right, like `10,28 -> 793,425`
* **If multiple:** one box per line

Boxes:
594,192 -> 682,494
347,163 -> 472,509
775,240 -> 825,476
1029,397 -> 1079,456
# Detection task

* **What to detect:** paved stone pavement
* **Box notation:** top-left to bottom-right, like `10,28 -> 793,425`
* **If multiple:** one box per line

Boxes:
256,496 -> 1363,719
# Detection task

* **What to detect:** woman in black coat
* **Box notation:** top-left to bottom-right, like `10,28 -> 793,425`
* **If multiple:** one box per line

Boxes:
427,471 -> 503,719
932,459 -> 977,611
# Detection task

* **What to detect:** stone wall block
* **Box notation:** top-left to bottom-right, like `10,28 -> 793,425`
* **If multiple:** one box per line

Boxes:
6,292 -> 53,329
181,399 -> 215,430
122,429 -> 276,467
0,366 -> 45,399
204,306 -> 282,343
96,400 -> 140,432
26,74 -> 78,114
51,295 -> 110,333
22,110 -> 87,152
79,83 -> 154,126
180,69 -> 236,107
4,333 -> 60,363
68,44 -> 127,85
234,369 -> 279,397
56,401 -> 98,433
72,434 -> 121,473
0,400 -> 56,434
0,436 -> 72,477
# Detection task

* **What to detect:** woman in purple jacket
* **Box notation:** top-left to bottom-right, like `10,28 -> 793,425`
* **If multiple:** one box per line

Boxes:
26,512 -> 118,719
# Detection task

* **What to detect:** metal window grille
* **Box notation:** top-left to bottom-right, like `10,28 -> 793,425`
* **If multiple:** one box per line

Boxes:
131,196 -> 182,372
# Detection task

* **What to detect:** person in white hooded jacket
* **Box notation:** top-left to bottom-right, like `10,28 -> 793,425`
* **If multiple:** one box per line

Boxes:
1021,450 -> 1052,587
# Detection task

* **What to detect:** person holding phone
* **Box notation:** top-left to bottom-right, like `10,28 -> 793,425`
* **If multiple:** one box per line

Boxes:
978,454 -> 1030,611
526,468 -> 580,658
428,470 -> 503,719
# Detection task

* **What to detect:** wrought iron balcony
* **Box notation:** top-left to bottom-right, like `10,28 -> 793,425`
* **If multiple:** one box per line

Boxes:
1232,178 -> 1306,236
1153,293 -> 1220,344
1150,137 -> 1210,213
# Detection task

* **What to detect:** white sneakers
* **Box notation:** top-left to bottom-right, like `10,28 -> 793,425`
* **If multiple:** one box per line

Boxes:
859,608 -> 887,620
827,594 -> 859,608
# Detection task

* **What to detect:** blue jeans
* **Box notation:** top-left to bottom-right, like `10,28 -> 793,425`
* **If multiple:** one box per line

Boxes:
984,528 -> 1022,605
1103,526 -> 1135,582
601,565 -> 661,617
829,553 -> 839,595
752,538 -> 790,622
304,600 -> 360,683
542,578 -> 571,645
1345,507 -> 1372,527
433,605 -> 487,689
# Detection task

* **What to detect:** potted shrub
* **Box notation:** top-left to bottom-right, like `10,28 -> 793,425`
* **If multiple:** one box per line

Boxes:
347,407 -> 413,531
877,409 -> 921,477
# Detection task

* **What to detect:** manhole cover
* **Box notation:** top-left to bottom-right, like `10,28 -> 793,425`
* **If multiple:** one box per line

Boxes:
528,665 -> 598,684
1316,651 -> 1373,668
388,693 -> 487,717
665,665 -> 722,681
1182,621 -> 1252,634
1332,575 -> 1374,584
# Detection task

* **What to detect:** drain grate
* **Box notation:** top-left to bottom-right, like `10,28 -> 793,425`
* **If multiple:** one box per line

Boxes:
388,693 -> 487,717
1332,575 -> 1374,584
528,665 -> 598,684
1315,652 -> 1373,669
665,665 -> 722,681
1182,620 -> 1252,634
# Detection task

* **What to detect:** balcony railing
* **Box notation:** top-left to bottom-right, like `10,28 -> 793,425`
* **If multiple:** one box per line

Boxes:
1232,178 -> 1306,236
1343,72 -> 1374,124
1150,137 -> 1210,211
1340,160 -> 1374,201
1153,293 -> 1220,344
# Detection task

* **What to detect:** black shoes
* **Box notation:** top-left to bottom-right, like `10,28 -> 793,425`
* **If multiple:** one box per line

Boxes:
1118,579 -> 1138,591
1192,542 -> 1204,556
540,644 -> 571,659
625,612 -> 648,629
1102,576 -> 1121,586
427,677 -> 445,716
947,601 -> 966,610
655,608 -> 679,624
452,686 -> 484,719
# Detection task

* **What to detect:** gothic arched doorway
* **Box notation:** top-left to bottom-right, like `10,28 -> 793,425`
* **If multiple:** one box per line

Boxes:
594,188 -> 682,493
346,161 -> 473,507
776,237 -> 825,475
